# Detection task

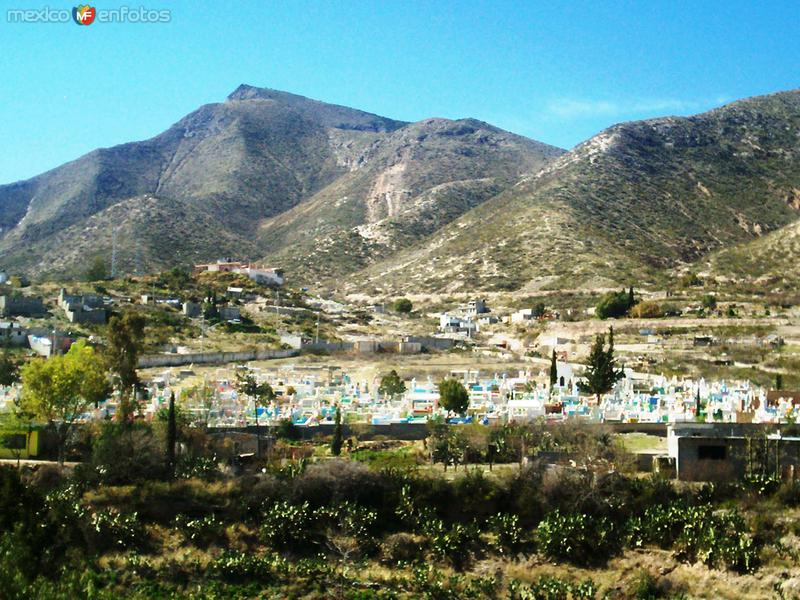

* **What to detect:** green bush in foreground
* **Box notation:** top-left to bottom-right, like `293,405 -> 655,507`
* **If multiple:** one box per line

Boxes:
536,510 -> 620,566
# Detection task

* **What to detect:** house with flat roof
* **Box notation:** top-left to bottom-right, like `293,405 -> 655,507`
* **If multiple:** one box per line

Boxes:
668,423 -> 800,482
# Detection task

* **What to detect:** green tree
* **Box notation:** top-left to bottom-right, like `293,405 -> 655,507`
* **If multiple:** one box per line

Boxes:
775,373 -> 783,391
0,408 -> 31,467
595,290 -> 633,319
532,302 -> 547,318
85,256 -> 109,282
331,406 -> 343,456
393,298 -> 413,314
166,391 -> 176,477
236,372 -> 275,427
378,369 -> 406,398
106,311 -> 146,422
0,330 -> 19,387
20,340 -> 108,465
702,294 -> 718,311
438,378 -> 469,415
578,327 -> 624,403
679,272 -> 703,287
628,286 -> 636,309
549,349 -> 558,389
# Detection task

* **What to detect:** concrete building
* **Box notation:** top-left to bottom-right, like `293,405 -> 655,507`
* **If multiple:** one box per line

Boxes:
219,306 -> 241,322
0,294 -> 46,317
58,289 -> 106,324
65,305 -> 107,324
465,299 -> 488,316
194,260 -> 284,286
182,301 -> 202,318
668,423 -> 800,482
280,333 -> 312,349
0,321 -> 27,346
402,335 -> 455,351
511,308 -> 536,323
438,313 -> 476,336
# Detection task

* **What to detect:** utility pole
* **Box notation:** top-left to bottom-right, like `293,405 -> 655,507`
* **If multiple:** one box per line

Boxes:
135,239 -> 143,276
111,225 -> 118,279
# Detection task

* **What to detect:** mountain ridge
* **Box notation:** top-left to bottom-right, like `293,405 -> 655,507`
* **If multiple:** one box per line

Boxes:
0,85 -> 563,280
2,86 -> 800,292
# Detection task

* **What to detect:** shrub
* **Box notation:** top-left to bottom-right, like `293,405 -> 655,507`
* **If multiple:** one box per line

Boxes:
292,459 -> 384,509
678,272 -> 702,287
381,532 -> 424,563
487,513 -> 525,555
508,576 -> 597,600
702,294 -> 718,310
596,291 -> 633,319
536,510 -> 620,565
260,500 -> 315,552
626,502 -> 758,572
87,509 -> 146,553
26,464 -> 65,493
629,301 -> 664,319
628,569 -> 662,599
742,473 -> 781,496
392,298 -> 413,314
173,514 -> 226,547
422,517 -> 480,570
275,419 -> 300,441
626,504 -> 687,549
209,551 -> 287,583
320,501 -> 377,540
0,466 -> 40,534
87,422 -> 168,484
674,505 -> 758,573
449,469 -> 503,522
175,454 -> 220,480
777,481 -> 800,506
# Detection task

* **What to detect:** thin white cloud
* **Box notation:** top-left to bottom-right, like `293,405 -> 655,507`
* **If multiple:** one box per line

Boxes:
546,96 -> 730,119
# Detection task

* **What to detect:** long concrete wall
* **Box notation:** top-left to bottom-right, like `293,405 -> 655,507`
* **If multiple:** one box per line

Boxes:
138,348 -> 299,368
209,422 -> 431,441
206,422 -> 679,441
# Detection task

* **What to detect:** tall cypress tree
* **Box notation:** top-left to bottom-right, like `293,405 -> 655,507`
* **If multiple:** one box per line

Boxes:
578,327 -> 624,403
331,405 -> 343,456
106,311 -> 146,423
167,391 -> 176,477
695,388 -> 702,420
549,349 -> 558,389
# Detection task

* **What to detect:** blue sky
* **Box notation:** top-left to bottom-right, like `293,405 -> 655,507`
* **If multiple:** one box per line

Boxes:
1,0 -> 798,184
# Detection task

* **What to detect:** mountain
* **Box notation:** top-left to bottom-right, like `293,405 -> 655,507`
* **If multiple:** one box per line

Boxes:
703,218 -> 800,288
345,90 -> 800,294
256,117 -> 564,283
0,85 -> 561,279
4,87 -> 800,292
